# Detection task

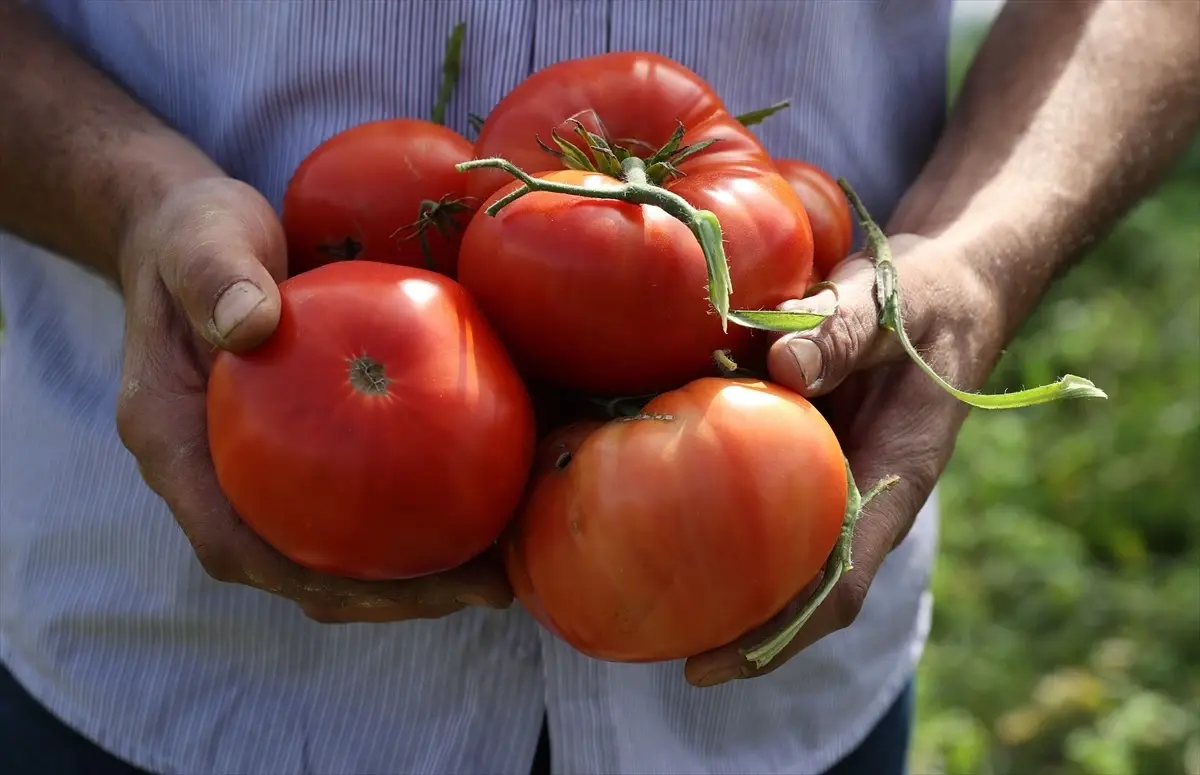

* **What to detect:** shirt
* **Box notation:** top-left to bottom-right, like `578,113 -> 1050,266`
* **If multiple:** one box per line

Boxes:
0,1 -> 950,773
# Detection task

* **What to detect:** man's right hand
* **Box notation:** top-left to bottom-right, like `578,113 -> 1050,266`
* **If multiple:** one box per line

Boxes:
114,177 -> 513,622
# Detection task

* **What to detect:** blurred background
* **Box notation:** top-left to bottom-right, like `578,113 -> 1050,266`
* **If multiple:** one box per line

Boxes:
914,3 -> 1200,773
0,2 -> 1195,774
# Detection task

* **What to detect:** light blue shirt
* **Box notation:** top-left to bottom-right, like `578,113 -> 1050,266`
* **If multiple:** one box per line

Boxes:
0,2 -> 949,773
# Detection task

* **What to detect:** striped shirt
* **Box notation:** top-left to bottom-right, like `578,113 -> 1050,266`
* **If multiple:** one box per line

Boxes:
0,1 -> 949,773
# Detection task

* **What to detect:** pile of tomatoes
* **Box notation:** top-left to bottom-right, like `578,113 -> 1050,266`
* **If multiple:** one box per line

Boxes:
207,29 -> 860,664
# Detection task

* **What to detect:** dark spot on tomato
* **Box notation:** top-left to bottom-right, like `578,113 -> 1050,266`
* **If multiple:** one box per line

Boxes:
347,354 -> 390,395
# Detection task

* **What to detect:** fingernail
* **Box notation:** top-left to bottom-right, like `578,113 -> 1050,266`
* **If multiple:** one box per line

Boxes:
455,593 -> 493,608
787,337 -> 824,391
213,280 -> 265,340
696,665 -> 745,688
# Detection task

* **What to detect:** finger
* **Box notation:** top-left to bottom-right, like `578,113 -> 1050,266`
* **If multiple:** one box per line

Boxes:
684,363 -> 961,687
766,249 -> 938,398
296,549 -> 516,621
151,179 -> 287,353
300,600 -> 467,624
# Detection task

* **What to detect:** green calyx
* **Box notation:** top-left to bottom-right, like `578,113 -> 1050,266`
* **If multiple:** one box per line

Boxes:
733,99 -> 792,128
536,117 -> 720,187
391,195 -> 476,271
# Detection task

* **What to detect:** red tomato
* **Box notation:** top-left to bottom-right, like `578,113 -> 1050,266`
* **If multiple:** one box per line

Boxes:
773,159 -> 854,281
458,52 -> 815,396
207,261 -> 537,581
282,119 -> 476,278
504,377 -> 848,662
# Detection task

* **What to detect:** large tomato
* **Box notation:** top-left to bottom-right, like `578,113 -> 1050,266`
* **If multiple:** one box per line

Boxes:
773,158 -> 854,282
282,119 -> 476,278
458,52 -> 815,396
207,261 -> 537,581
504,377 -> 848,662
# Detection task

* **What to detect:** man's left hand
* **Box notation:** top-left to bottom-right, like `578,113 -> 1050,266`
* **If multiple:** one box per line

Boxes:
684,234 -> 1004,688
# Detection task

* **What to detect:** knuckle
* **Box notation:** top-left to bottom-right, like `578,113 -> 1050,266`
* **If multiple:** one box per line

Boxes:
817,307 -> 869,384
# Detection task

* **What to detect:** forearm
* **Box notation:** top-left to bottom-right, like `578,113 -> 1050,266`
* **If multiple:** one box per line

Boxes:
0,1 -> 224,285
890,0 -> 1200,343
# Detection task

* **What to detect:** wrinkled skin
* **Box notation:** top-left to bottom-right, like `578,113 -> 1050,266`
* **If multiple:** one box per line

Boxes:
459,52 -> 815,395
504,377 -> 848,662
207,260 -> 537,581
283,119 -> 475,278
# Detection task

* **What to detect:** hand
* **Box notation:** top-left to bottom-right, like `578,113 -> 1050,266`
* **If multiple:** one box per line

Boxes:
114,177 -> 512,622
684,234 -> 1004,687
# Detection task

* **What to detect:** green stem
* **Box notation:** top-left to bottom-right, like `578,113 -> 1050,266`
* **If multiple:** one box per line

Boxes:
837,179 -> 1108,409
734,99 -> 792,128
741,461 -> 899,668
456,156 -> 736,331
431,22 -> 466,126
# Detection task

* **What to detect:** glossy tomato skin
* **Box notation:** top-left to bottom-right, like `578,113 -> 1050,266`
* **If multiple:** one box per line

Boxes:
774,159 -> 854,282
467,52 -> 776,203
459,52 -> 815,396
282,119 -> 475,278
207,261 -> 537,581
459,168 -> 811,395
504,378 -> 848,662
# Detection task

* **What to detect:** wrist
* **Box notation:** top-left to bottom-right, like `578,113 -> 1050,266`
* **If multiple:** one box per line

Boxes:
887,179 -> 1065,356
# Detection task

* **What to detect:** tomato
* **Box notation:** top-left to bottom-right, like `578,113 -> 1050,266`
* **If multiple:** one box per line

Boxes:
504,377 -> 848,662
458,52 -> 815,396
773,158 -> 854,281
282,119 -> 476,278
207,261 -> 537,581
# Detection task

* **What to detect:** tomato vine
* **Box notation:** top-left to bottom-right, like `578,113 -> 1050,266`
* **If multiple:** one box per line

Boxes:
394,21 -> 477,271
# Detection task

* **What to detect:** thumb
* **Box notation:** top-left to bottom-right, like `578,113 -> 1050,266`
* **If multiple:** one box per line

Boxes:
154,179 -> 287,353
766,253 -> 921,398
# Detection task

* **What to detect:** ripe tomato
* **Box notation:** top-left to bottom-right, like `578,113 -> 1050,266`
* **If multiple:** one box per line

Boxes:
458,52 -> 815,396
773,159 -> 854,281
504,377 -> 848,662
207,261 -> 537,581
282,119 -> 476,278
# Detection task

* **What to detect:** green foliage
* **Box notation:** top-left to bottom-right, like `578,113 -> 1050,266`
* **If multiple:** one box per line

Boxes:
912,24 -> 1200,775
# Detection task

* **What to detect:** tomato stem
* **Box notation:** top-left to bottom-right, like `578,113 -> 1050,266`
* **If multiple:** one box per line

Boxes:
837,178 -> 1108,409
713,349 -> 739,376
711,349 -> 764,380
740,461 -> 899,669
456,156 -> 737,331
431,21 -> 467,127
390,195 -> 477,271
734,99 -> 792,128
